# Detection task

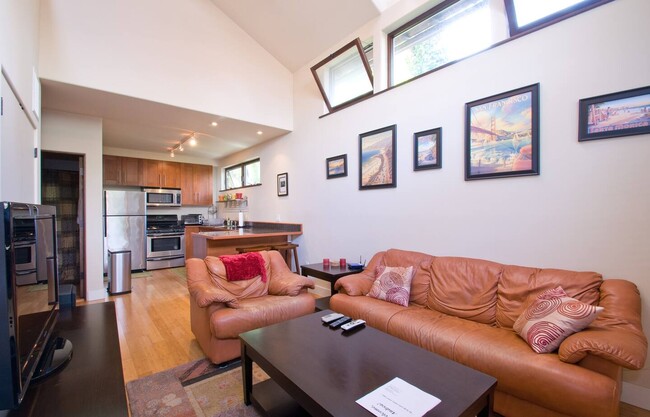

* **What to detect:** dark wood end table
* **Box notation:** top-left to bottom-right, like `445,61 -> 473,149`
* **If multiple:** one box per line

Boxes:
300,263 -> 361,295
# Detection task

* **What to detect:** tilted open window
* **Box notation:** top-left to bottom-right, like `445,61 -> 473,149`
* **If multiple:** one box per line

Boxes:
311,38 -> 374,113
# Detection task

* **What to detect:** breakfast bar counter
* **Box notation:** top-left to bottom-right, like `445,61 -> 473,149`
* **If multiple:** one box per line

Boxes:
188,222 -> 302,259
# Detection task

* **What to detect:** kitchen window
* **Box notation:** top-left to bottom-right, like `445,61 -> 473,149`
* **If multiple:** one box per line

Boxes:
224,158 -> 260,190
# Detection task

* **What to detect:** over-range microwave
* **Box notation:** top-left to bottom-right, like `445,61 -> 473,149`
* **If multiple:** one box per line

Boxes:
143,188 -> 182,207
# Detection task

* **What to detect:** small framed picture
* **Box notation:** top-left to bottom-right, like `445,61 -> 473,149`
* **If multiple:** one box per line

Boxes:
277,173 -> 288,196
578,86 -> 650,141
359,125 -> 397,190
413,128 -> 442,171
326,154 -> 348,179
465,83 -> 540,180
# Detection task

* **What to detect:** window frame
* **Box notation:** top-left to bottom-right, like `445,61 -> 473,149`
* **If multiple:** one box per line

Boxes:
387,0 -> 482,87
222,158 -> 261,191
504,0 -> 614,36
310,38 -> 374,113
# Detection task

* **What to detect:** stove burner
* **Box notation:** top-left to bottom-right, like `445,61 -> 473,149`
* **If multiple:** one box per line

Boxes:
146,214 -> 185,235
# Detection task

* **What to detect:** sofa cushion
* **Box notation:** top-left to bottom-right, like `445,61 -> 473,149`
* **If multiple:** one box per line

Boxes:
210,293 -> 315,339
513,286 -> 603,353
426,256 -> 501,325
381,249 -> 434,306
496,265 -> 602,329
204,254 -> 271,301
330,293 -> 406,333
367,265 -> 414,307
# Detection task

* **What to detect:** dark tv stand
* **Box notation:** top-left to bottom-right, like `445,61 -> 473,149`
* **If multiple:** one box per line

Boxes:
31,336 -> 73,383
6,302 -> 128,417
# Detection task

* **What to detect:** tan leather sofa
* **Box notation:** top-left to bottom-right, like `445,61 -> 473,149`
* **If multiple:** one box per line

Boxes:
187,250 -> 315,364
330,249 -> 647,417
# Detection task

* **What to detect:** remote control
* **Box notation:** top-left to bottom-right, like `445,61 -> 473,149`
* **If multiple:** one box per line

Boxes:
341,319 -> 366,332
321,312 -> 344,324
328,316 -> 352,329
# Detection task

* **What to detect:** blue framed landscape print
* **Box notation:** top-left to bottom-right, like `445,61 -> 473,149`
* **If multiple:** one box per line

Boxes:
465,84 -> 539,180
413,127 -> 442,171
578,86 -> 650,141
326,154 -> 348,179
359,125 -> 397,190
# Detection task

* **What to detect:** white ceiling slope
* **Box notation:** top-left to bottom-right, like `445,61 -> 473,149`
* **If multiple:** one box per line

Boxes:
42,1 -> 384,160
210,0 -> 381,72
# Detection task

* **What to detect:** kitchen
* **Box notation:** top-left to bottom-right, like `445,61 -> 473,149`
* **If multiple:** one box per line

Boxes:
102,155 -> 301,283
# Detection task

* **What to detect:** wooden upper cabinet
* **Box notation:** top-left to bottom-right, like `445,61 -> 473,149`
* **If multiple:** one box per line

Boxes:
180,163 -> 213,206
103,156 -> 142,186
142,160 -> 181,188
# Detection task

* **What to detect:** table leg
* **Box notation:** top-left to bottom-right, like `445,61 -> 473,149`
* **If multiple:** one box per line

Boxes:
241,343 -> 253,405
330,280 -> 336,295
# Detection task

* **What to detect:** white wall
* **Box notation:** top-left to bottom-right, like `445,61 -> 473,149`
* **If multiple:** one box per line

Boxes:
41,110 -> 105,301
0,0 -> 41,203
38,0 -> 293,130
217,0 -> 650,401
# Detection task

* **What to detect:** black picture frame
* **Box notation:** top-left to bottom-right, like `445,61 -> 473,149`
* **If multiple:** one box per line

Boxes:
413,127 -> 442,171
277,173 -> 288,196
326,154 -> 348,179
578,86 -> 650,142
465,83 -> 540,181
359,125 -> 397,190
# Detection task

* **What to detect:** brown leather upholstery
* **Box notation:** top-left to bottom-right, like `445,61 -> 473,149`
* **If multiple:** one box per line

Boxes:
330,249 -> 647,417
187,250 -> 315,364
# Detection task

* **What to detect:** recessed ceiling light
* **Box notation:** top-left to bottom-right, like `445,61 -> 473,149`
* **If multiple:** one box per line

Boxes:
211,122 -> 218,126
257,131 -> 263,135
189,136 -> 197,146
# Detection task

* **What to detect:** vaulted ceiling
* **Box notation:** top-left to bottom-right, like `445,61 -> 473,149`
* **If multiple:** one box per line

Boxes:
42,1 -> 385,161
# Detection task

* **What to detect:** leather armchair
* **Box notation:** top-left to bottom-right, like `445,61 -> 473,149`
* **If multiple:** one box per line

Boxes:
187,250 -> 315,364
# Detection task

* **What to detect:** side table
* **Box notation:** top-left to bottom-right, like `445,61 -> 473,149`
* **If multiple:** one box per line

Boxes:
300,263 -> 361,295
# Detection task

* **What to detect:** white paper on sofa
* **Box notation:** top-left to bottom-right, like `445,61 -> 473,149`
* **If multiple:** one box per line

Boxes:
356,377 -> 441,417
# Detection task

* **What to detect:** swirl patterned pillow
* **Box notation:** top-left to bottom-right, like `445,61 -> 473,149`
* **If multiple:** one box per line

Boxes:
513,286 -> 603,354
366,265 -> 414,307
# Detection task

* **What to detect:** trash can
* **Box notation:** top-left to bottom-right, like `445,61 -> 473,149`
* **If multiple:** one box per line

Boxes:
108,250 -> 132,295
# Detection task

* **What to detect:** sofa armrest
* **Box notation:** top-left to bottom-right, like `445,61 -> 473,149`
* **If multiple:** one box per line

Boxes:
186,258 -> 240,308
559,279 -> 647,370
333,251 -> 384,295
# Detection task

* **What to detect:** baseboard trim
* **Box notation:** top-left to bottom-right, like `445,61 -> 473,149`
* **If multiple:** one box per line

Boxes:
622,382 -> 650,410
86,288 -> 107,301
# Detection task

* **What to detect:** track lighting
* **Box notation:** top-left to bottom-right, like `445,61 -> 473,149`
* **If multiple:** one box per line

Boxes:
169,133 -> 197,157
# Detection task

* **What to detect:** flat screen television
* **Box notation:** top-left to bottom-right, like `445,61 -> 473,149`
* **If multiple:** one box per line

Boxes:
0,202 -> 72,410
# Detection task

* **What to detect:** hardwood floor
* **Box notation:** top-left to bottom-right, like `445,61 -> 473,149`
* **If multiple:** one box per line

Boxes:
82,267 -> 203,383
82,267 -> 649,416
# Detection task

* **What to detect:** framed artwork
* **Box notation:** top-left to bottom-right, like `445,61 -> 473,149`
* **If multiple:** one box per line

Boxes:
277,173 -> 288,196
326,154 -> 348,179
465,83 -> 540,180
359,125 -> 397,190
413,127 -> 442,171
578,86 -> 650,141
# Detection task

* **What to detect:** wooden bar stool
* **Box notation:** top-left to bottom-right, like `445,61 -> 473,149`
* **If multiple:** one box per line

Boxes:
271,242 -> 300,273
235,245 -> 273,254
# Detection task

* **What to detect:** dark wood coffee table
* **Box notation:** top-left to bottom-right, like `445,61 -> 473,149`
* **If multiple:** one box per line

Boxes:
240,310 -> 497,417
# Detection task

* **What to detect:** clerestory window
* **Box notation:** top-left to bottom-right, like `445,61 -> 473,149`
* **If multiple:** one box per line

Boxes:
504,0 -> 613,36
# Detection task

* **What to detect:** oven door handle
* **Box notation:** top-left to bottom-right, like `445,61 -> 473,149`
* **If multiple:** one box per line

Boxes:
147,255 -> 185,261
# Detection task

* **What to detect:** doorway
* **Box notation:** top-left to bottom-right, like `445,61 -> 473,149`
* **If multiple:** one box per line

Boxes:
41,151 -> 86,298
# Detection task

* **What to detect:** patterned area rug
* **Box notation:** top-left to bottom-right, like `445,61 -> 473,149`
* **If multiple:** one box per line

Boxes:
126,358 -> 268,417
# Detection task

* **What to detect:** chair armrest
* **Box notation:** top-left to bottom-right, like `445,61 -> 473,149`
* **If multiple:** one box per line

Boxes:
268,272 -> 315,296
559,279 -> 647,370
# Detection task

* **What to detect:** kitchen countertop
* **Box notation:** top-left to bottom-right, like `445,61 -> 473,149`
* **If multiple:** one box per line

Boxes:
191,222 -> 302,241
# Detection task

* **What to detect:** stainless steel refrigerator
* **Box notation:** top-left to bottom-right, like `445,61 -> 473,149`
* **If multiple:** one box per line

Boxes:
103,191 -> 146,272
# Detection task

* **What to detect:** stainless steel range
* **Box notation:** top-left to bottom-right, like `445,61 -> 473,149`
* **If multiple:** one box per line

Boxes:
145,215 -> 185,270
